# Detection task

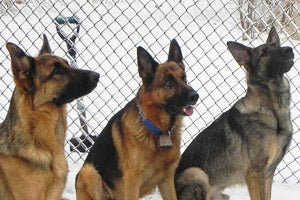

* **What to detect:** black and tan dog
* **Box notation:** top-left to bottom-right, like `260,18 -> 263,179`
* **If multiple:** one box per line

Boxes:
175,27 -> 294,200
76,39 -> 199,200
0,35 -> 99,200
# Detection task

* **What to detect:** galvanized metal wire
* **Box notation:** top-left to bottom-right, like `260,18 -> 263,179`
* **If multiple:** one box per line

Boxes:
0,0 -> 299,183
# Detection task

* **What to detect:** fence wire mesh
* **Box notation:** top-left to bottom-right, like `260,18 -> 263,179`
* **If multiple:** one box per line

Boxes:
0,0 -> 299,184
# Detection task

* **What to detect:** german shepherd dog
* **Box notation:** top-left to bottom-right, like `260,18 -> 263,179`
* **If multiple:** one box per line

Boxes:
175,27 -> 294,200
0,35 -> 99,200
76,39 -> 199,200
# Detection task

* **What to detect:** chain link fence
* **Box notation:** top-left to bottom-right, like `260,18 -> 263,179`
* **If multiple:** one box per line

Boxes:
0,0 -> 299,184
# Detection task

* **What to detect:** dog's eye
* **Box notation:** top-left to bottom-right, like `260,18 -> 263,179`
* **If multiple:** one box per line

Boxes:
52,62 -> 66,75
164,80 -> 174,88
164,77 -> 176,88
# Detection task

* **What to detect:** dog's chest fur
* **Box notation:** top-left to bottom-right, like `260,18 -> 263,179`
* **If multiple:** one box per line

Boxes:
0,90 -> 67,167
110,104 -> 182,196
235,77 -> 292,170
236,77 -> 291,133
0,90 -> 68,199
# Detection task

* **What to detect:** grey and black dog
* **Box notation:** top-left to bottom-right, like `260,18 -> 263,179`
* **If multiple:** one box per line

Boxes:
175,27 -> 294,200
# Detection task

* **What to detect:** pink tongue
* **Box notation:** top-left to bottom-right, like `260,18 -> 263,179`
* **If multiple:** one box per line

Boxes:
183,106 -> 194,116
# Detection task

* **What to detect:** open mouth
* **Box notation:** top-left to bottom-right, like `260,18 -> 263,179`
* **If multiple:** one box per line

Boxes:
167,105 -> 195,116
165,90 -> 199,116
182,105 -> 195,116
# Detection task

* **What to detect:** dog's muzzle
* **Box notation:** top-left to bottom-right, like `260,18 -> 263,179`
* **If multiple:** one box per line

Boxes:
166,89 -> 199,116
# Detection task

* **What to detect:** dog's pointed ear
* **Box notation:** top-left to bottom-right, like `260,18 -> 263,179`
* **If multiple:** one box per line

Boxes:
6,43 -> 35,91
227,41 -> 252,68
168,39 -> 184,68
137,46 -> 158,85
266,27 -> 280,46
39,34 -> 52,56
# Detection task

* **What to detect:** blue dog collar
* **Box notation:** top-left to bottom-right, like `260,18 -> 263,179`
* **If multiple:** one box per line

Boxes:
137,104 -> 174,135
143,119 -> 162,135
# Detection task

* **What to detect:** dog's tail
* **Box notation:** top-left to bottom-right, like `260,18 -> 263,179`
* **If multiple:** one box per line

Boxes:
175,167 -> 210,200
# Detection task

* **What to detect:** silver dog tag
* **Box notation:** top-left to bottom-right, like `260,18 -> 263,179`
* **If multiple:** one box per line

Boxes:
159,132 -> 173,149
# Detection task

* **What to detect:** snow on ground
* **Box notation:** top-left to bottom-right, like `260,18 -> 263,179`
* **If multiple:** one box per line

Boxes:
63,158 -> 300,200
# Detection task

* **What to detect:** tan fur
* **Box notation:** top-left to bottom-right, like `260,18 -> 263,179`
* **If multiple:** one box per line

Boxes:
76,40 -> 198,200
175,28 -> 293,200
76,87 -> 182,200
76,164 -> 105,200
114,104 -> 181,199
0,35 -> 99,200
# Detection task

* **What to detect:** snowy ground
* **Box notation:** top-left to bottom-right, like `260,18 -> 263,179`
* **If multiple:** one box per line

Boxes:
62,159 -> 300,200
0,0 -> 300,199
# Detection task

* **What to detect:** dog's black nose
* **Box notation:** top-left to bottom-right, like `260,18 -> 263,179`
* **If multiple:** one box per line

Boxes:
188,90 -> 199,104
90,72 -> 100,83
281,47 -> 293,58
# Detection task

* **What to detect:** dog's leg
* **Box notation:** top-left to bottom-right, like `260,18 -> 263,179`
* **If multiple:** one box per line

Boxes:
45,156 -> 68,200
158,172 -> 177,200
123,172 -> 140,200
0,168 -> 15,200
264,173 -> 274,200
245,170 -> 266,200
76,164 -> 104,200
